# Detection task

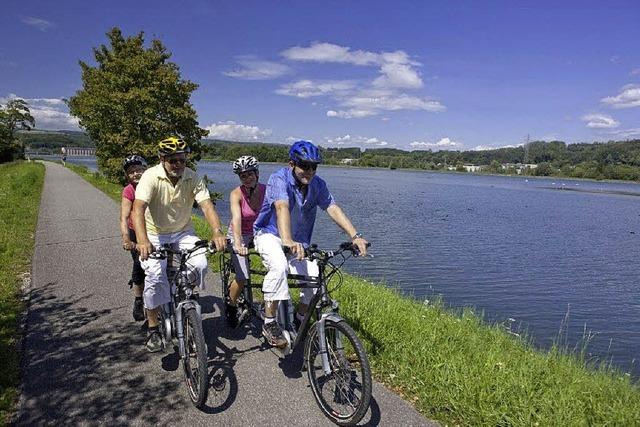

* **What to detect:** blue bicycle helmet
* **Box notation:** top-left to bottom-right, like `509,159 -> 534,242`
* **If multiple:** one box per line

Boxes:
289,140 -> 322,164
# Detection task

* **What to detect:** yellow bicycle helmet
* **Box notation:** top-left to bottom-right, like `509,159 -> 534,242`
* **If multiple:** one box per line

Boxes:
158,136 -> 189,155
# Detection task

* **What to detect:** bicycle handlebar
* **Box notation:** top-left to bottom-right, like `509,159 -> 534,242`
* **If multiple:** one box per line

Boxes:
283,242 -> 371,260
149,239 -> 214,259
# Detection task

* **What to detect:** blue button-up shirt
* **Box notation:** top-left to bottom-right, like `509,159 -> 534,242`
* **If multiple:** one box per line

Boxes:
254,167 -> 335,245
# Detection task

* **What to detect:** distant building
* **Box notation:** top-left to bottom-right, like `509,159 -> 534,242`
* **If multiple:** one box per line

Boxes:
463,164 -> 482,172
340,158 -> 356,165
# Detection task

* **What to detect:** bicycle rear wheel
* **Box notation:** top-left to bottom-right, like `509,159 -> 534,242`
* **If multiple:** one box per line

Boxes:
305,320 -> 372,426
182,307 -> 209,408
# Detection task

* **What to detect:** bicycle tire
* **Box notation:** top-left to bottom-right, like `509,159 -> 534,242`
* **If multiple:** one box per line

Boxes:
305,320 -> 372,426
182,307 -> 209,408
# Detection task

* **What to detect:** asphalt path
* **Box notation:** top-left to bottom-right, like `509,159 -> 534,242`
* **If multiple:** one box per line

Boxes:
17,162 -> 436,426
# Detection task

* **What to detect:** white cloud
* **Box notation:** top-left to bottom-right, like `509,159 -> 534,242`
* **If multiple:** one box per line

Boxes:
204,120 -> 271,142
276,42 -> 444,119
582,113 -> 619,129
601,84 -> 640,108
327,90 -> 444,119
1,93 -> 78,129
326,109 -> 376,119
410,137 -> 462,150
223,56 -> 291,80
325,134 -> 388,147
629,68 -> 640,76
281,42 -> 379,66
472,143 -> 521,151
342,91 -> 444,112
373,62 -> 423,89
21,16 -> 54,31
606,128 -> 640,139
276,79 -> 355,98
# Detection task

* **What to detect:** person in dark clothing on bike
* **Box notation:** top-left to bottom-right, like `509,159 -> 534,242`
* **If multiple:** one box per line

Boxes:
120,155 -> 148,322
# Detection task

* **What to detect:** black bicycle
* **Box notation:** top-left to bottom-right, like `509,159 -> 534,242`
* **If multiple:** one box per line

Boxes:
150,239 -> 212,408
220,242 -> 372,426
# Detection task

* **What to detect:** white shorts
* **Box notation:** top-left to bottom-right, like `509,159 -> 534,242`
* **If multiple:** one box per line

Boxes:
140,229 -> 208,310
254,232 -> 319,303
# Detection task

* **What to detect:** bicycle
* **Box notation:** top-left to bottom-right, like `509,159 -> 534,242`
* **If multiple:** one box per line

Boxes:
149,239 -> 213,408
220,241 -> 373,426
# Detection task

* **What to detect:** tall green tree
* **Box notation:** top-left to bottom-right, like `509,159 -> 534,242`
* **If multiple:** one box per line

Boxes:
0,99 -> 35,163
67,27 -> 208,180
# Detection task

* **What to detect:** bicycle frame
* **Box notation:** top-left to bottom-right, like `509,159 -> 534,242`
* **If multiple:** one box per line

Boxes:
221,242 -> 373,424
222,244 -> 354,368
156,243 -> 208,357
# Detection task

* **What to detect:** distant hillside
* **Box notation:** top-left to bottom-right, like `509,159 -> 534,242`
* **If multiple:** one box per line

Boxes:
19,129 -> 94,151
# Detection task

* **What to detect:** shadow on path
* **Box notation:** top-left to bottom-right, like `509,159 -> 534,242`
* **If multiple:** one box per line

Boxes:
18,282 -> 187,426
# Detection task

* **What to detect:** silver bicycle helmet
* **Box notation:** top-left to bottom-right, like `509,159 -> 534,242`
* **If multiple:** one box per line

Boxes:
123,155 -> 148,171
232,155 -> 259,174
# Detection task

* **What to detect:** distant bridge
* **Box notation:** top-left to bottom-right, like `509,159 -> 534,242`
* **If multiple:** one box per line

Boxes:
61,147 -> 96,156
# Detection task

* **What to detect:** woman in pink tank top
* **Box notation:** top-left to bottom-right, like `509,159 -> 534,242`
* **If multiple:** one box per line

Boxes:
225,156 -> 266,327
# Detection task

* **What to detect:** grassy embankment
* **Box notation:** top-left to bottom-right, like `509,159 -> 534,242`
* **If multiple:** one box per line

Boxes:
0,161 -> 45,426
66,162 -> 640,426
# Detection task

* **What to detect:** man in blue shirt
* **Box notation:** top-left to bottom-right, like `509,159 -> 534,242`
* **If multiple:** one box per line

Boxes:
253,140 -> 368,347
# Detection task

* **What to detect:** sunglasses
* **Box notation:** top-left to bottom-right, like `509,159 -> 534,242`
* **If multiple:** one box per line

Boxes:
296,162 -> 318,171
165,157 -> 187,165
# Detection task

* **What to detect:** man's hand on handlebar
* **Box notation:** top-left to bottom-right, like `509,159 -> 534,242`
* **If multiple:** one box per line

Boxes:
137,240 -> 154,261
352,236 -> 369,257
282,238 -> 305,260
122,239 -> 136,251
210,234 -> 227,253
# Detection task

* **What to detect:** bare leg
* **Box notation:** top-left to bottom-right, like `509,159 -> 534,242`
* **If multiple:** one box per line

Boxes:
228,279 -> 246,306
133,283 -> 143,298
264,300 -> 279,318
147,308 -> 159,328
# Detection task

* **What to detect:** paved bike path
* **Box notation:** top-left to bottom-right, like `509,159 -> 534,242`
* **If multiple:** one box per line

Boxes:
18,161 -> 436,426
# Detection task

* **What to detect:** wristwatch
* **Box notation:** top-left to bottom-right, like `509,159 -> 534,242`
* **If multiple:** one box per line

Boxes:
351,232 -> 363,240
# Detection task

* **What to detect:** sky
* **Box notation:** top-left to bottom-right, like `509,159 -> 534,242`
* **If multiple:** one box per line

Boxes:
1,0 -> 639,151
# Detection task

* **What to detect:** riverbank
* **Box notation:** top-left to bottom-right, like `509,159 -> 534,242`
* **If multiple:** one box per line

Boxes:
65,162 -> 640,425
203,156 -> 640,188
0,161 -> 45,425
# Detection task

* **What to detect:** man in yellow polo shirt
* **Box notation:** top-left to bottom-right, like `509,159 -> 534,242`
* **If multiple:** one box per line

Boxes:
133,137 -> 226,352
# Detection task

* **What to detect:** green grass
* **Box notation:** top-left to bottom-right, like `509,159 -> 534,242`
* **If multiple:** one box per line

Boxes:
334,277 -> 640,426
0,161 -> 45,426
65,162 -> 640,426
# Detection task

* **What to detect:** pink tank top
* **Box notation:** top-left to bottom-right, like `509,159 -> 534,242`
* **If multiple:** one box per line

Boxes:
231,183 -> 266,236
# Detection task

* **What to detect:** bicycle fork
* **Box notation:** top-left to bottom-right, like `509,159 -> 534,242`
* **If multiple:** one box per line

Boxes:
314,313 -> 345,375
175,301 -> 203,359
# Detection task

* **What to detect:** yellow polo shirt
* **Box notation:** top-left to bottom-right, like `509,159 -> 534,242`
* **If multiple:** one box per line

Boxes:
135,163 -> 211,234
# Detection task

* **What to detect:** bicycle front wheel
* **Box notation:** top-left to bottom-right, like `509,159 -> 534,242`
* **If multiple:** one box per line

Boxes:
305,320 -> 372,426
182,307 -> 209,408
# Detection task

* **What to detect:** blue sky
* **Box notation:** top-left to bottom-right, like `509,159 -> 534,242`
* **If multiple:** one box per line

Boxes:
1,0 -> 639,151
